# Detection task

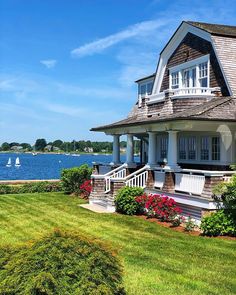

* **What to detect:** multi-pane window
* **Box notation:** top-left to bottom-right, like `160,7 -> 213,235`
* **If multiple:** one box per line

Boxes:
178,137 -> 196,160
188,137 -> 196,160
200,136 -> 209,160
178,135 -> 220,162
139,82 -> 153,97
160,137 -> 168,159
140,84 -> 146,96
212,137 -> 220,161
179,137 -> 187,160
199,62 -> 208,87
171,72 -> 179,89
147,82 -> 153,94
170,57 -> 209,90
183,69 -> 190,88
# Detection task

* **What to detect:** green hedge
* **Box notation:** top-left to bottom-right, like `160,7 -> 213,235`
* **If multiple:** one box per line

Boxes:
61,164 -> 92,195
0,229 -> 125,295
0,181 -> 62,195
115,186 -> 144,215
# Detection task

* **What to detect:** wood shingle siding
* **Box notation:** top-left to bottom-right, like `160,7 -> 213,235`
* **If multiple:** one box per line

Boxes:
213,35 -> 236,95
160,33 -> 229,96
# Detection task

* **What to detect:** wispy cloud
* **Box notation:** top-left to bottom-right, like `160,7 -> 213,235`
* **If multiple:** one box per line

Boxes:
40,59 -> 57,69
71,19 -> 170,58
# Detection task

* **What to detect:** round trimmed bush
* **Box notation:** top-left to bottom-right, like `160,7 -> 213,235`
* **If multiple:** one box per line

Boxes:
61,164 -> 92,195
0,230 -> 125,294
115,186 -> 144,215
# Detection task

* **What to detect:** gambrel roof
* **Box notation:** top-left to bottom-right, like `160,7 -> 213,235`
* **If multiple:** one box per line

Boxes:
187,21 -> 236,37
92,21 -> 236,132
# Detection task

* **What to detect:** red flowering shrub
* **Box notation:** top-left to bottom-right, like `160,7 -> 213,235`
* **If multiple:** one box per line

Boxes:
135,194 -> 182,222
80,180 -> 92,198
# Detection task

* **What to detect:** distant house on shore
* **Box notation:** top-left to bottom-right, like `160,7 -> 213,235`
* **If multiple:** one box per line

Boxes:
89,21 -> 236,223
84,147 -> 94,153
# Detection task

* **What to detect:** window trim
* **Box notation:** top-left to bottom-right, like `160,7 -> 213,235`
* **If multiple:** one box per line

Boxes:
138,80 -> 154,97
169,54 -> 210,90
177,134 -> 221,163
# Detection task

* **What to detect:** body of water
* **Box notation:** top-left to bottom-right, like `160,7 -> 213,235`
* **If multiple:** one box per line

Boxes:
0,153 -> 132,180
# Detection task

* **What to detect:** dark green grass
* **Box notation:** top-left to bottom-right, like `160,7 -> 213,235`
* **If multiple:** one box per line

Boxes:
0,193 -> 235,295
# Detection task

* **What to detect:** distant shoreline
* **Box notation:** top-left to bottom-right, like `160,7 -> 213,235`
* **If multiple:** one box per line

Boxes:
0,151 -> 115,155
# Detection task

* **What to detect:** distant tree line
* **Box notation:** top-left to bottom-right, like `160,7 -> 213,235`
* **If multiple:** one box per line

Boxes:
0,139 -> 135,153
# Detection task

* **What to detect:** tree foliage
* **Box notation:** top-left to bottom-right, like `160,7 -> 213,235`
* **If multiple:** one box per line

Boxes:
35,138 -> 47,151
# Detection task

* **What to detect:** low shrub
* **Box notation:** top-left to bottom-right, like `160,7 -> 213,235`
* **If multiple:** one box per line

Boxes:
0,229 -> 125,295
0,182 -> 62,195
184,215 -> 196,232
115,186 -> 144,215
170,215 -> 185,227
135,194 -> 182,221
200,210 -> 236,237
61,164 -> 92,195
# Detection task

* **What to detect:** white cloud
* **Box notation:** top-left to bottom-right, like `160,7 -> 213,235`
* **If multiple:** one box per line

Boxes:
40,59 -> 57,69
71,19 -> 170,58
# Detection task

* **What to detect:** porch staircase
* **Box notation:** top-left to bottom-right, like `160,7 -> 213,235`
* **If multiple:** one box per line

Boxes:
90,164 -> 149,212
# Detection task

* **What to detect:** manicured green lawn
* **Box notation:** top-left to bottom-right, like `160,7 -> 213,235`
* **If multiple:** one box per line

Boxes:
0,193 -> 235,295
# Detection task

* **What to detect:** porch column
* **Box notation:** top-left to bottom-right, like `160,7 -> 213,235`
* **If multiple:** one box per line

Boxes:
147,132 -> 157,167
166,130 -> 180,170
111,135 -> 121,165
126,134 -> 135,166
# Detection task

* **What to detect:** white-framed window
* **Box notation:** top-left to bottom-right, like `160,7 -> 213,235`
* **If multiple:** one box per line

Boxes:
182,69 -> 190,88
200,136 -> 221,161
171,72 -> 179,89
179,137 -> 187,160
139,81 -> 153,97
200,136 -> 209,160
160,137 -> 168,159
188,137 -> 196,160
212,137 -> 220,161
199,62 -> 208,87
178,136 -> 196,160
169,55 -> 209,90
178,134 -> 220,162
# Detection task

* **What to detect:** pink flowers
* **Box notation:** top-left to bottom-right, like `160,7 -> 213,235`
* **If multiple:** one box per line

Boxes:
135,194 -> 182,222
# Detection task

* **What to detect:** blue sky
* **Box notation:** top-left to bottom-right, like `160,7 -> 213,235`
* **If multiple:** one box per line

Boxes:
0,0 -> 236,144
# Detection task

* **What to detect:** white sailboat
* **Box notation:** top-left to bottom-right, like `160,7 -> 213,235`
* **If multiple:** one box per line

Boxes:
15,157 -> 21,167
6,157 -> 11,167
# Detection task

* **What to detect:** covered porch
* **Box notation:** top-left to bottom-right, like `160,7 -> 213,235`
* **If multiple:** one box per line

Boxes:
90,119 -> 235,219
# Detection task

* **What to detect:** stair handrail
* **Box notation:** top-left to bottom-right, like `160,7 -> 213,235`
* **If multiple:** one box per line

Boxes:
103,163 -> 126,177
123,165 -> 148,181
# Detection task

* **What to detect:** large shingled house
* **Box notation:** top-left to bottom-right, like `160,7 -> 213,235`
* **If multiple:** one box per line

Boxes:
90,21 -> 236,223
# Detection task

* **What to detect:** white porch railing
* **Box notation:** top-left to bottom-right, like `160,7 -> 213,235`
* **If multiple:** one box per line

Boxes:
175,173 -> 205,195
125,166 -> 148,188
172,87 -> 215,97
104,163 -> 127,193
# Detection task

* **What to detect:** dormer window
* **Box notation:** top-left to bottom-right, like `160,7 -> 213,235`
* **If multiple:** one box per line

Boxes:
169,55 -> 211,97
139,81 -> 153,97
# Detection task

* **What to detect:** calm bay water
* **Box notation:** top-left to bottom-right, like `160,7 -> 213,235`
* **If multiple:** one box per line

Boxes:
0,153 -> 131,180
